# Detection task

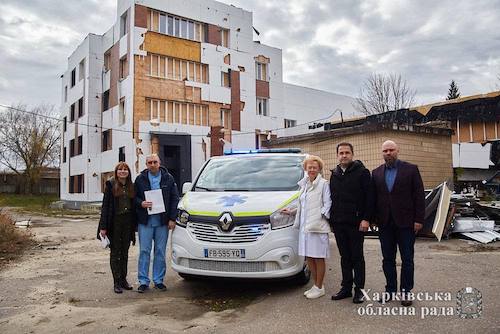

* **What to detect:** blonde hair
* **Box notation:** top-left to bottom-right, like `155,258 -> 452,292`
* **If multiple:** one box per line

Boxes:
303,155 -> 324,171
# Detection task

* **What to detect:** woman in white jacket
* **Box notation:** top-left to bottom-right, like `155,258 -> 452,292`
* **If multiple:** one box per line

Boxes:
282,155 -> 332,299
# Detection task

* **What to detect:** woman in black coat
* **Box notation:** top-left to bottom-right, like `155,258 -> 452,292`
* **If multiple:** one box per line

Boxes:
97,162 -> 137,293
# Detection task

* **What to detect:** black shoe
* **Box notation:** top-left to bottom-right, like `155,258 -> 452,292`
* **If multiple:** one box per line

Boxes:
114,284 -> 123,294
401,300 -> 413,307
401,292 -> 413,306
331,288 -> 352,300
377,291 -> 394,304
154,283 -> 167,291
137,284 -> 149,293
353,288 -> 364,304
120,279 -> 133,290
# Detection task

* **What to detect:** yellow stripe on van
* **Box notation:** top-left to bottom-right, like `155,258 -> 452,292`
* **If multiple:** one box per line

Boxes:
189,211 -> 220,217
277,192 -> 300,209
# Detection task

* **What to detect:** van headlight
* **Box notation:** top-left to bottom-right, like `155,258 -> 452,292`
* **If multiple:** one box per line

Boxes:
270,199 -> 298,230
176,210 -> 190,227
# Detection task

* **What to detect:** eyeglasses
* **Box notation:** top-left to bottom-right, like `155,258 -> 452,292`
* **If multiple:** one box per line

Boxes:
147,161 -> 159,165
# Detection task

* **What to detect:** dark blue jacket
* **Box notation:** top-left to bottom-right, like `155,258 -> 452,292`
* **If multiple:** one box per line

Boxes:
134,166 -> 180,225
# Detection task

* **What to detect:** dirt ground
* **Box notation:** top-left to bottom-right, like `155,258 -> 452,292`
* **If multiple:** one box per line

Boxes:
0,213 -> 499,334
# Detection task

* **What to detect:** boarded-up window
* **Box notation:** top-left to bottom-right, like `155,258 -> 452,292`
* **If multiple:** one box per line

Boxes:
181,61 -> 188,80
188,62 -> 195,81
151,55 -> 159,76
160,57 -> 166,77
152,10 -> 159,31
202,105 -> 209,126
69,174 -> 84,194
119,55 -> 128,80
174,60 -> 181,80
167,101 -> 174,123
221,71 -> 230,87
202,64 -> 208,83
221,28 -> 229,48
160,100 -> 166,122
167,58 -> 174,78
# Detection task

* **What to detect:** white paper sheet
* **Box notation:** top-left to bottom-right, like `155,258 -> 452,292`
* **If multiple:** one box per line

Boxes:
100,234 -> 110,249
145,189 -> 166,215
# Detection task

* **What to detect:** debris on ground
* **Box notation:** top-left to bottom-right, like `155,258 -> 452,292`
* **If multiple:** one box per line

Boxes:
422,181 -> 500,244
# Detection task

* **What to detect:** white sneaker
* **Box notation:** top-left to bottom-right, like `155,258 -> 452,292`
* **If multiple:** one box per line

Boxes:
306,285 -> 325,299
304,286 -> 315,296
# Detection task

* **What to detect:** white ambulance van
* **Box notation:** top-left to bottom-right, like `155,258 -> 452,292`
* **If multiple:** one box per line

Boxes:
171,149 -> 310,283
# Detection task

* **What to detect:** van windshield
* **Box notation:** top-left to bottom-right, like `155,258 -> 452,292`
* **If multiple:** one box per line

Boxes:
194,155 -> 304,191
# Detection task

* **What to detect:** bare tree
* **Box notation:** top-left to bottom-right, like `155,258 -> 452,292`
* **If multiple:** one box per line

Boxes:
353,73 -> 416,115
0,104 -> 60,194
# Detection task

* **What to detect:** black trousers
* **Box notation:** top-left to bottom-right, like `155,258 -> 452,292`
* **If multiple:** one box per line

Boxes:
378,217 -> 415,293
333,223 -> 365,289
110,213 -> 133,284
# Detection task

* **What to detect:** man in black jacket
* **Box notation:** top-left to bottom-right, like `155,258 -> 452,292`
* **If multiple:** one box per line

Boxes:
330,142 -> 373,303
134,154 -> 179,293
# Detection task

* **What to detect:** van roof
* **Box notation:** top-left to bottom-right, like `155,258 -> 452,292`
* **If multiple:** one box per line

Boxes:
210,153 -> 306,160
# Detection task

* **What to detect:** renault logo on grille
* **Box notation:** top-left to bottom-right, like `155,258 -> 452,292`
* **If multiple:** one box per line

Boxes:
219,212 -> 233,231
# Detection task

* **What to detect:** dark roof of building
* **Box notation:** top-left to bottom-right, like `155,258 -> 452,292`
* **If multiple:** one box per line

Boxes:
424,95 -> 500,122
267,113 -> 452,146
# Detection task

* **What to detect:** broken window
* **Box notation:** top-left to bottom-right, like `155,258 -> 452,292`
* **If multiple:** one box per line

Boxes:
77,135 -> 83,155
104,50 -> 111,72
118,146 -> 125,162
221,28 -> 229,48
70,68 -> 76,87
70,103 -> 75,122
119,55 -> 128,80
256,98 -> 269,116
284,119 -> 297,128
69,174 -> 84,194
78,97 -> 84,118
221,71 -> 230,87
120,11 -> 128,37
102,90 -> 110,112
102,130 -> 112,152
255,62 -> 267,81
79,59 -> 85,81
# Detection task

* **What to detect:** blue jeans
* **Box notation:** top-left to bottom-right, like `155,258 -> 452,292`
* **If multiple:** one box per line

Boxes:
138,223 -> 169,285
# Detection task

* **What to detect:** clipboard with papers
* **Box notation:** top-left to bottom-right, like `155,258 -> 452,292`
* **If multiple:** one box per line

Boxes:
144,189 -> 166,215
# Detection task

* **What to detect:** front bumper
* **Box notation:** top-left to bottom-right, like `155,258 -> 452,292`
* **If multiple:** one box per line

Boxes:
171,224 -> 304,279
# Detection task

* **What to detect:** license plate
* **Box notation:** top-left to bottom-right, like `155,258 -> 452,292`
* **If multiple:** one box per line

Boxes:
204,248 -> 246,259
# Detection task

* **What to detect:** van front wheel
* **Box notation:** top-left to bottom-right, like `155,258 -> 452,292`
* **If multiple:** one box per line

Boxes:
292,264 -> 311,285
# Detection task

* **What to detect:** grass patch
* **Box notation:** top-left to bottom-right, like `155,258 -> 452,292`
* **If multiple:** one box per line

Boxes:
0,194 -> 98,217
0,210 -> 34,268
0,194 -> 58,210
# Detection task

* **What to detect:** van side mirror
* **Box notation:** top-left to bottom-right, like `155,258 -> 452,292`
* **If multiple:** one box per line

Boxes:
182,182 -> 192,194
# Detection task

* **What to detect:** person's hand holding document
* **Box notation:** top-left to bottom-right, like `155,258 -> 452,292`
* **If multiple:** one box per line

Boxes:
144,189 -> 166,215
99,233 -> 110,249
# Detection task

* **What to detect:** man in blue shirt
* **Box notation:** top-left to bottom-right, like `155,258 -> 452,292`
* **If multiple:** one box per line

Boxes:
371,140 -> 425,307
134,153 -> 179,292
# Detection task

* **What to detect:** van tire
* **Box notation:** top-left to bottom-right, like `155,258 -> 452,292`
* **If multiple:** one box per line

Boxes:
292,264 -> 311,285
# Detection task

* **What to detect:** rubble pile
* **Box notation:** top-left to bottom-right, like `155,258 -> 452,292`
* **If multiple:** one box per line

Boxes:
421,181 -> 500,243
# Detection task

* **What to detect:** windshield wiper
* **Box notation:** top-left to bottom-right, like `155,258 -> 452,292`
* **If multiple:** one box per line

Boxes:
222,189 -> 250,191
194,186 -> 215,191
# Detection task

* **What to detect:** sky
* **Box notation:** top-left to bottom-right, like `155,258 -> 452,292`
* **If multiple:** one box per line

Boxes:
1,0 -> 500,109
